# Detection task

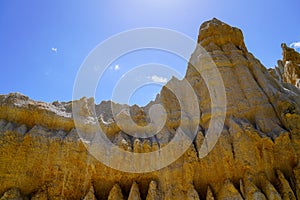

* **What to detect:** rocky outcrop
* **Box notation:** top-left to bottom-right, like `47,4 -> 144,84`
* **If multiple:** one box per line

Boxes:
0,188 -> 23,200
146,181 -> 161,200
282,44 -> 300,88
128,182 -> 142,200
269,43 -> 300,89
259,173 -> 282,200
217,180 -> 243,200
240,173 -> 266,199
276,170 -> 296,200
83,185 -> 97,200
108,184 -> 124,200
206,186 -> 215,200
1,18 -> 300,199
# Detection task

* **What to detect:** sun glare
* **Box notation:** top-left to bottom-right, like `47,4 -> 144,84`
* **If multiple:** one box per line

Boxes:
114,0 -> 188,21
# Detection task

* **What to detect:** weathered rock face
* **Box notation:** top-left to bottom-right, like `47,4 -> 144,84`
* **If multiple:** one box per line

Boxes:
1,18 -> 300,199
269,43 -> 300,89
282,44 -> 300,88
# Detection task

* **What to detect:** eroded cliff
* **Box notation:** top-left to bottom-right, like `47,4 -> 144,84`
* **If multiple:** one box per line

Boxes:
269,43 -> 300,89
1,18 -> 300,200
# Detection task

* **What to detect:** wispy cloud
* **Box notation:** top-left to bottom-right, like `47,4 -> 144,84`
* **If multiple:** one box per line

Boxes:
109,64 -> 120,71
51,47 -> 57,52
148,75 -> 168,84
290,42 -> 300,50
114,64 -> 120,71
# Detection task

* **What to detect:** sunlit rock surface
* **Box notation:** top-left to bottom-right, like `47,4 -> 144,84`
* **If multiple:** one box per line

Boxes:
1,18 -> 300,199
269,43 -> 300,89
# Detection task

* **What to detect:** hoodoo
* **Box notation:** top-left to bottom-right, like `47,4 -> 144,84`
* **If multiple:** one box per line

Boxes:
1,18 -> 300,199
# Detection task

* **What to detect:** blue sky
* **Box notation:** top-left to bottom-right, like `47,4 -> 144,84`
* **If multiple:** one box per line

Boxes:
1,0 -> 300,105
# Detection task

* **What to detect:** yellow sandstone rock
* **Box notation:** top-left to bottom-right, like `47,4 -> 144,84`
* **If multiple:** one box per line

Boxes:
1,18 -> 300,199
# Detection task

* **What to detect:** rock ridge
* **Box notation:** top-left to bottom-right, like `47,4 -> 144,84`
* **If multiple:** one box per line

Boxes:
1,18 -> 300,200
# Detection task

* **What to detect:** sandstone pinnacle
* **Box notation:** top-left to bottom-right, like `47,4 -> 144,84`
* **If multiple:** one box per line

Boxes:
1,18 -> 300,199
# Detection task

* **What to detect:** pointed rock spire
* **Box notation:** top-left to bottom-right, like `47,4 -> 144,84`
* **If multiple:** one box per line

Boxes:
108,184 -> 124,200
83,185 -> 97,200
240,174 -> 266,200
186,187 -> 200,200
217,180 -> 243,200
206,186 -> 215,200
128,181 -> 142,200
293,165 -> 300,199
276,170 -> 296,200
0,187 -> 23,200
198,18 -> 247,52
259,174 -> 282,200
146,181 -> 160,200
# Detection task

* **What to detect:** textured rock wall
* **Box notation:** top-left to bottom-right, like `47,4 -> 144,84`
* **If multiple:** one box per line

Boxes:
269,43 -> 300,89
282,43 -> 300,88
1,18 -> 300,200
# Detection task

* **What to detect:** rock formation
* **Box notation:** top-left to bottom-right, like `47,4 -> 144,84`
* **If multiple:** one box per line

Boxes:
269,43 -> 300,89
1,18 -> 300,199
108,184 -> 124,200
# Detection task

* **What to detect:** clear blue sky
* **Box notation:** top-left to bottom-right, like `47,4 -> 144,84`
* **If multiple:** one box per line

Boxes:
1,0 -> 300,105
